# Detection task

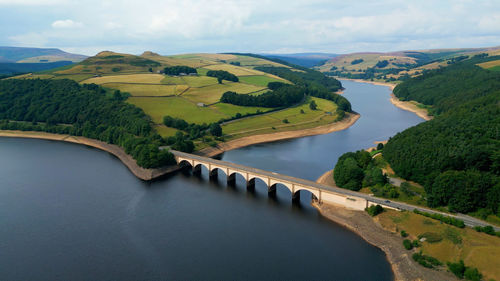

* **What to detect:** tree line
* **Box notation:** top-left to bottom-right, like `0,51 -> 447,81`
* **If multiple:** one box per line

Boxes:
220,83 -> 303,108
206,70 -> 238,83
0,79 -> 176,168
163,66 -> 197,75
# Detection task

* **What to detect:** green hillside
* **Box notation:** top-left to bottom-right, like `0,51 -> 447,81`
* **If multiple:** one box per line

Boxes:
6,51 -> 348,151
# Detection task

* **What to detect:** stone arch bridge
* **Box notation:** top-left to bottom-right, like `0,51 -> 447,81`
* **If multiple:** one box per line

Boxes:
171,150 -> 378,210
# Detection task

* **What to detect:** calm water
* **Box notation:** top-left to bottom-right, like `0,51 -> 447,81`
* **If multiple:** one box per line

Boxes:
0,80 -> 423,280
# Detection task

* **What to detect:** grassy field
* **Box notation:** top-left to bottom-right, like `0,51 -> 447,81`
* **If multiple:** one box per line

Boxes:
127,96 -> 227,124
102,83 -> 182,96
182,82 -> 265,104
238,75 -> 282,86
478,59 -> 500,70
81,74 -> 165,84
212,103 -> 270,116
181,76 -> 218,87
377,210 -> 500,280
222,97 -> 338,136
154,125 -> 178,137
204,64 -> 265,76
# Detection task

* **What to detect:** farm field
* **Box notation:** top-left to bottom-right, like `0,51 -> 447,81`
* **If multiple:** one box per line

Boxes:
81,74 -> 165,84
222,97 -> 338,136
212,103 -> 270,116
478,59 -> 500,70
204,63 -> 265,76
377,210 -> 500,281
127,96 -> 227,124
238,75 -> 283,86
182,82 -> 266,104
102,83 -> 184,97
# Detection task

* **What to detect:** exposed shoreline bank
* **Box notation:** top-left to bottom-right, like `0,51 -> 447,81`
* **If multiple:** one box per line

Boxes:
0,113 -> 359,180
198,112 -> 360,157
314,171 -> 457,281
0,130 -> 180,181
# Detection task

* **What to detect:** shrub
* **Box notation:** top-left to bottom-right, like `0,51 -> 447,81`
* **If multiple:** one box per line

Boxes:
400,230 -> 408,237
403,239 -> 413,250
413,252 -> 441,268
464,267 -> 482,281
282,119 -> 289,124
365,204 -> 384,216
447,260 -> 466,278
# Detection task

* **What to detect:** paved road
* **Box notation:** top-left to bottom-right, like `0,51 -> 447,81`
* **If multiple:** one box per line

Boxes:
171,150 -> 500,231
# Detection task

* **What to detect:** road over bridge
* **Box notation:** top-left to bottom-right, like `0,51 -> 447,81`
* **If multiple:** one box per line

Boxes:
171,150 -> 499,231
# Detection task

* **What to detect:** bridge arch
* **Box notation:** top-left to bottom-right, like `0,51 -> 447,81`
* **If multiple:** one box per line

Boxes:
178,159 -> 193,168
294,186 -> 320,200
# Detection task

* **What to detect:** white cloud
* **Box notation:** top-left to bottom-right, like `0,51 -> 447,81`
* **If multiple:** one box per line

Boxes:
51,19 -> 83,29
0,0 -> 68,5
2,0 -> 500,55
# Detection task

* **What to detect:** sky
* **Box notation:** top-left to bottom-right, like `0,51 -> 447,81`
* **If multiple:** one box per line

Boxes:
0,0 -> 499,56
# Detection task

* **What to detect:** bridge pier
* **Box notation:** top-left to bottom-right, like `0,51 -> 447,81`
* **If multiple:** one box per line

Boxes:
192,165 -> 202,176
209,169 -> 218,181
268,184 -> 277,197
292,191 -> 300,203
227,173 -> 236,186
246,178 -> 255,191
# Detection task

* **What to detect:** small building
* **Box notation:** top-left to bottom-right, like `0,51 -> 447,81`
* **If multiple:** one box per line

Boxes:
188,73 -> 198,76
179,72 -> 187,76
197,103 -> 206,107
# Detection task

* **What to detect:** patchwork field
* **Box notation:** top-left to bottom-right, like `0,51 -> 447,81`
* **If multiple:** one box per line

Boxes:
222,97 -> 338,137
204,64 -> 266,76
81,74 -> 165,84
182,82 -> 266,104
102,83 -> 185,97
238,75 -> 283,86
127,96 -> 227,124
377,210 -> 500,281
11,50 -> 348,144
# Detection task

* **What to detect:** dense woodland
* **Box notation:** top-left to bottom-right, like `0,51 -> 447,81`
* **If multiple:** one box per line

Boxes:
221,83 -> 304,107
0,79 -> 176,168
163,66 -> 197,75
206,70 -> 239,83
253,66 -> 351,112
383,57 -> 500,215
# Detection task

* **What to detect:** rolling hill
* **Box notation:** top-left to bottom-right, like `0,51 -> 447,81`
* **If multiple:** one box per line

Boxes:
0,46 -> 87,63
10,51 -> 347,150
317,46 -> 500,82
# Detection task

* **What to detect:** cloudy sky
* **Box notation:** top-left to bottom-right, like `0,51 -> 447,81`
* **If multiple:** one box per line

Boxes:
0,0 -> 499,56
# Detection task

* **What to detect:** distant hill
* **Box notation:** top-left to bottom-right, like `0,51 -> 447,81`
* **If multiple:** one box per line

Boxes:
0,61 -> 74,75
262,53 -> 338,68
317,46 -> 500,82
0,46 -> 87,63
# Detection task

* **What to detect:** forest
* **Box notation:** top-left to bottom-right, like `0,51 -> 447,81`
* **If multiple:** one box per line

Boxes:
383,56 -> 500,215
163,66 -> 197,75
253,66 -> 351,112
220,83 -> 304,107
206,70 -> 239,83
0,79 -> 176,168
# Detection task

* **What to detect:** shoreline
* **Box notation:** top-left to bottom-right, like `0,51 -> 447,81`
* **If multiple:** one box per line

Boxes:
198,112 -> 360,157
314,171 -> 457,281
0,130 -> 180,181
389,93 -> 433,121
338,77 -> 433,121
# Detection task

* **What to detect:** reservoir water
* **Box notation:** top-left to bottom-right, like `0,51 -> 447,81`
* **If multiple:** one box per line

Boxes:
0,80 -> 423,280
